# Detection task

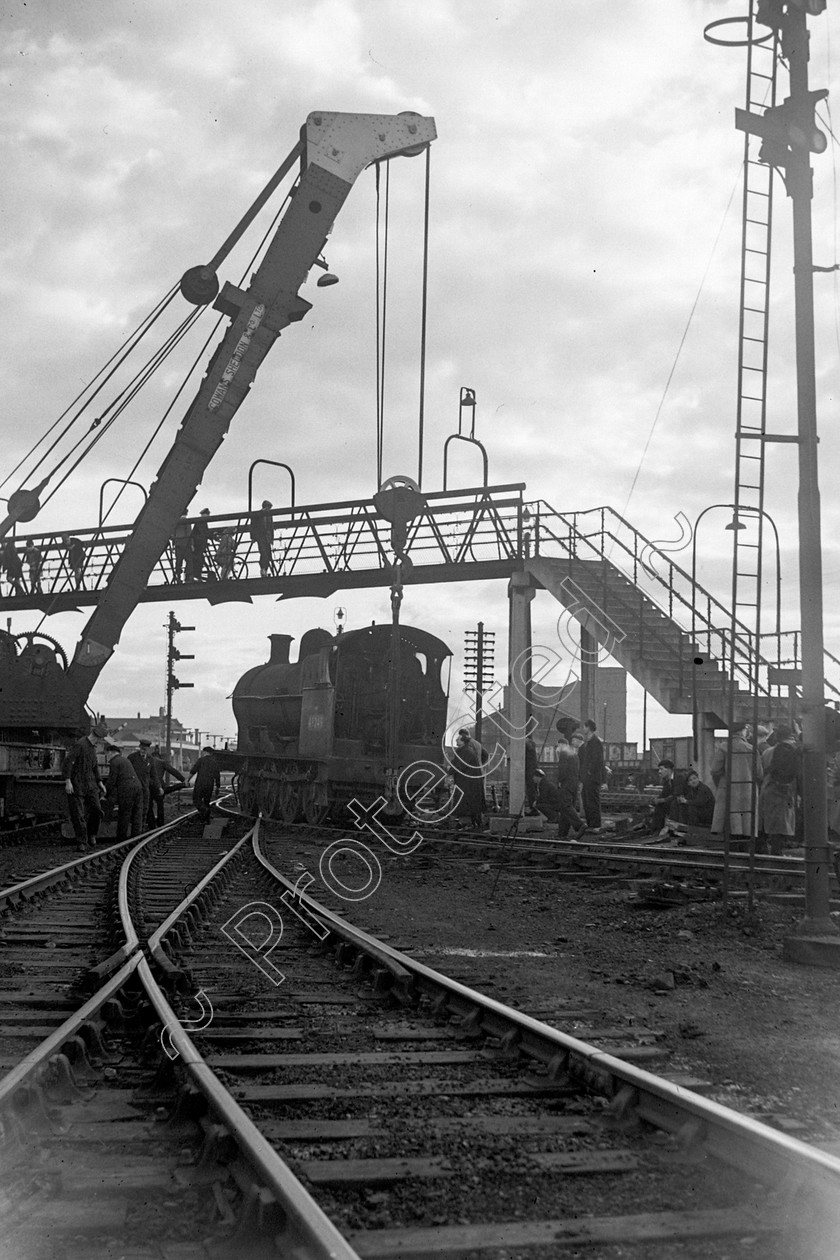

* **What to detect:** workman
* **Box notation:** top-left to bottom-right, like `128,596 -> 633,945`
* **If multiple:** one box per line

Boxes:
555,730 -> 587,840
190,745 -> 221,826
533,770 -> 563,830
173,512 -> 191,582
103,744 -> 143,842
190,508 -> 212,580
578,719 -> 605,831
249,500 -> 275,577
127,738 -> 154,829
63,721 -> 108,851
675,770 -> 715,828
149,744 -> 186,828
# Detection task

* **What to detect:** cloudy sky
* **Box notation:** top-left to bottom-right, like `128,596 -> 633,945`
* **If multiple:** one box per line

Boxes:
2,0 -> 840,748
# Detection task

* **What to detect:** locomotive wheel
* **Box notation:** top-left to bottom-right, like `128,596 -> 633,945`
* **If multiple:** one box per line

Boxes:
260,778 -> 280,818
238,774 -> 258,815
303,781 -> 331,825
278,782 -> 302,823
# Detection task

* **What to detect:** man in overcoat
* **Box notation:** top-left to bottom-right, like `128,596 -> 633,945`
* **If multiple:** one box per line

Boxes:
759,725 -> 800,855
578,719 -> 605,831
711,724 -> 762,841
127,738 -> 154,830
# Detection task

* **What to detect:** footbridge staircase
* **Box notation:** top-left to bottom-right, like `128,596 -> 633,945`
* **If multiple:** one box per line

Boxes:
525,502 -> 837,728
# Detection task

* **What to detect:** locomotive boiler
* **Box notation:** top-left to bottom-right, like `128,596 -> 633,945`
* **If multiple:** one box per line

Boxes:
221,623 -> 451,823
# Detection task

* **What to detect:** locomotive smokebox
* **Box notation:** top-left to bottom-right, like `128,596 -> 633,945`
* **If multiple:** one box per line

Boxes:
232,634 -> 303,754
232,630 -> 334,756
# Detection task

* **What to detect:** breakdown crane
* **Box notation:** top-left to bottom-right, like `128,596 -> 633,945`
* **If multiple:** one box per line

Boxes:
0,110 -> 436,817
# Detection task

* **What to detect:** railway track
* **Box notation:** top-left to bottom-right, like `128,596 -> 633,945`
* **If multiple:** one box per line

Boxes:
1,811 -> 838,1259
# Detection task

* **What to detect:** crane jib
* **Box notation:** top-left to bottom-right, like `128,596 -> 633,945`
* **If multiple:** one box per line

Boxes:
207,303 -> 267,414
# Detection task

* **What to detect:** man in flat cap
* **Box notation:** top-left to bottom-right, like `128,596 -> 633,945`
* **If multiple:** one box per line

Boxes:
103,744 -> 143,843
190,745 -> 221,826
127,739 -> 154,831
63,720 -> 108,851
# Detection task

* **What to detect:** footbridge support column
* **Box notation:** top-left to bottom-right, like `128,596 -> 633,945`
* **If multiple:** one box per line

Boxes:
694,713 -> 720,787
507,571 -> 535,815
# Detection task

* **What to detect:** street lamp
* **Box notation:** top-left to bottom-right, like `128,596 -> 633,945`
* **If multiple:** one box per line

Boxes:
690,502 -> 782,907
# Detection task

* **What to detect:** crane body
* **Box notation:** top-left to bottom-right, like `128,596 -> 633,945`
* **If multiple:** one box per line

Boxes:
0,110 -> 436,821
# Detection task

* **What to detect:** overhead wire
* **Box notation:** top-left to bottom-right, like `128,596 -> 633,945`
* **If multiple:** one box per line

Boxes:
617,165 -> 742,526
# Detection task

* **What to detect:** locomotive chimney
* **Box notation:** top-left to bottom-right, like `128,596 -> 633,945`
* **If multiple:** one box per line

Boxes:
267,634 -> 293,665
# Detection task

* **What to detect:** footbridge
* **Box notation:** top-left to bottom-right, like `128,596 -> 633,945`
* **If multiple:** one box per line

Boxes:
2,484 -> 831,747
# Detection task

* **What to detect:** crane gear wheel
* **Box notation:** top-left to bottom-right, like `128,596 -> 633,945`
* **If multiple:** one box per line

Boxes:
13,631 -> 69,670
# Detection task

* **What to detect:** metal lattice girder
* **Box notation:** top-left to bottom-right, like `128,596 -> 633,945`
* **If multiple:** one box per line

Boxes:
0,484 -> 526,613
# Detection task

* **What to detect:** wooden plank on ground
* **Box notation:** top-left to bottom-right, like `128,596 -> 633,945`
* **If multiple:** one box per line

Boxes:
193,1028 -> 303,1042
347,1206 -> 779,1258
302,1157 -> 452,1186
238,1078 -> 578,1102
209,1050 -> 484,1069
263,1120 -> 385,1141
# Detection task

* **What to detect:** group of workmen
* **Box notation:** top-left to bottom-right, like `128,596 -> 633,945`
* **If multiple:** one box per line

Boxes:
641,720 -> 806,854
62,725 -> 222,850
527,717 -> 608,839
171,500 -> 276,583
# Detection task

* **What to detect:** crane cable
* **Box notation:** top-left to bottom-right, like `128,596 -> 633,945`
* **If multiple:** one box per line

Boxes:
29,188 -> 295,635
39,305 -> 206,508
417,144 -> 431,490
1,284 -> 182,499
375,160 -> 391,490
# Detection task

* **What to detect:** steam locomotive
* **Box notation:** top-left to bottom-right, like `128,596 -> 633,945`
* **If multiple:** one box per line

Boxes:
218,623 -> 452,822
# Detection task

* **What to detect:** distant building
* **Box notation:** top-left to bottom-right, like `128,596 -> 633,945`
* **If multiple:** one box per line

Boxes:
102,709 -> 198,773
482,669 -> 627,762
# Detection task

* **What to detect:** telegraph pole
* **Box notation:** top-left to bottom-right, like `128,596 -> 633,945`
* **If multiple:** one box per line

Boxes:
737,0 -> 837,948
464,622 -> 495,745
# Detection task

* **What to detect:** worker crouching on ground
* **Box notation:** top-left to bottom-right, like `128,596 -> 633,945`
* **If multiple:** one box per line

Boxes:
676,771 -> 715,828
103,743 -> 143,843
190,746 -> 221,826
533,770 -> 564,835
63,721 -> 108,852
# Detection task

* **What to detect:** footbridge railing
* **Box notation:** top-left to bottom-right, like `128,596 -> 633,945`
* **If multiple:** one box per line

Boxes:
528,501 -> 840,708
0,484 -> 526,612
